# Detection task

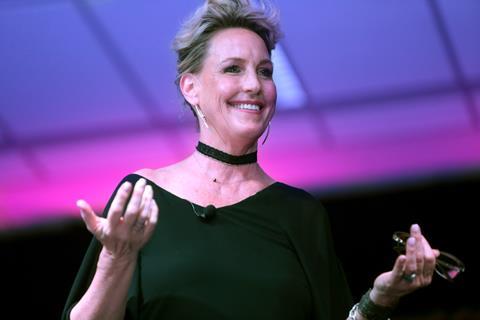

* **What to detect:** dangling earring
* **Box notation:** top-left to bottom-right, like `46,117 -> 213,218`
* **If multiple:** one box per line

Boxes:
194,105 -> 209,129
262,122 -> 271,145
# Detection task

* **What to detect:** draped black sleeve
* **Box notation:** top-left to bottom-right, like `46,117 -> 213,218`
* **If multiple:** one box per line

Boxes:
61,174 -> 142,320
273,184 -> 353,320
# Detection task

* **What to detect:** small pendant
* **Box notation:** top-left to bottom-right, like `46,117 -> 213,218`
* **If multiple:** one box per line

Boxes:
213,178 -> 217,183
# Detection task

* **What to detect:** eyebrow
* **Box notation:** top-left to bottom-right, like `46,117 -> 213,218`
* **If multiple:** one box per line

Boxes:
219,57 -> 273,66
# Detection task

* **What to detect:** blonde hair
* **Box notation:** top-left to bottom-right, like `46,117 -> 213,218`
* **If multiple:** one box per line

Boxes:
172,0 -> 282,114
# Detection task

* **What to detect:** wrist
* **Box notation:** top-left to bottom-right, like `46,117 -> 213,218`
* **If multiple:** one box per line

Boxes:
352,288 -> 396,320
97,247 -> 138,272
370,287 -> 400,308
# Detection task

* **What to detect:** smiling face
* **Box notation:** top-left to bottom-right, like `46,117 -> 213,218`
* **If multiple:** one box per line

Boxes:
184,27 -> 277,150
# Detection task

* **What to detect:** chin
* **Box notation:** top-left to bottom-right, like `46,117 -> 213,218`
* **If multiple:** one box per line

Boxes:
230,125 -> 265,141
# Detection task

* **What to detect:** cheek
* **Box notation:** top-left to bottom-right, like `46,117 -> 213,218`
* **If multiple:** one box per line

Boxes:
264,81 -> 277,104
208,76 -> 237,102
217,79 -> 239,101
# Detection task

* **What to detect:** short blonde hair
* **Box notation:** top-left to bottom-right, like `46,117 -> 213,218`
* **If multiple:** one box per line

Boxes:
172,0 -> 282,113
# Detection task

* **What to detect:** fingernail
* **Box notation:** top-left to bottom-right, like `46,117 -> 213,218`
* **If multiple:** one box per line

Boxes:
76,199 -> 84,208
412,224 -> 420,232
138,178 -> 146,186
408,237 -> 416,246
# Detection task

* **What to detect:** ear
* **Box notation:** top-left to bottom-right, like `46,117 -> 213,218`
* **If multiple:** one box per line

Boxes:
179,73 -> 200,107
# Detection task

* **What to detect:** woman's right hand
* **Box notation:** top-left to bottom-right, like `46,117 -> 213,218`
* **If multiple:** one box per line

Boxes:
76,178 -> 159,261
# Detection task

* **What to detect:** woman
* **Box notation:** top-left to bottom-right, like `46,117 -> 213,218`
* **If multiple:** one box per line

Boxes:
62,1 -> 439,319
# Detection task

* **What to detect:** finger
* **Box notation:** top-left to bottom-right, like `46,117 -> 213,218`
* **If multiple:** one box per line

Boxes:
107,181 -> 133,225
144,200 -> 159,237
77,199 -> 99,235
138,185 -> 153,223
404,237 -> 417,278
410,224 -> 425,278
421,237 -> 436,280
124,178 -> 147,227
432,249 -> 440,257
132,186 -> 153,232
392,255 -> 408,282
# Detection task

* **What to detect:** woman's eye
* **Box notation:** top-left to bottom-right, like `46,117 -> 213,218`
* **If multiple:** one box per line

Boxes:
224,65 -> 241,73
259,68 -> 273,78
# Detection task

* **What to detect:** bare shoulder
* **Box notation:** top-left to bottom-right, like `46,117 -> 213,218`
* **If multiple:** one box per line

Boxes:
133,167 -> 159,181
133,159 -> 193,189
133,167 -> 171,187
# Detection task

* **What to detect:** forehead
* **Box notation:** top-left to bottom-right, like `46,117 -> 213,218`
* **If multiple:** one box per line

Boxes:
205,27 -> 270,64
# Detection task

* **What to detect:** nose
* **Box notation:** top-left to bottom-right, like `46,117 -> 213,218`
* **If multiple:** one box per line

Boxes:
242,69 -> 261,94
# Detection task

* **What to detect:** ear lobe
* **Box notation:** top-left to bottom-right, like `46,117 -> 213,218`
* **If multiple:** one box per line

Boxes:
179,73 -> 199,106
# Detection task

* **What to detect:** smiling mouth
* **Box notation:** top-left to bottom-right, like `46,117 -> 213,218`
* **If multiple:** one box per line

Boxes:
229,103 -> 262,111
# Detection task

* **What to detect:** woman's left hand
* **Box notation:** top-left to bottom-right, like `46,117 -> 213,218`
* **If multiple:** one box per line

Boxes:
369,224 -> 440,306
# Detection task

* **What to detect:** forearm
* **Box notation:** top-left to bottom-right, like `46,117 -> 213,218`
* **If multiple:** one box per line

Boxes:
70,248 -> 137,320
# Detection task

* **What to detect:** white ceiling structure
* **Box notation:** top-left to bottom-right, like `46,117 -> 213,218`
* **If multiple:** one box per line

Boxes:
0,0 -> 479,229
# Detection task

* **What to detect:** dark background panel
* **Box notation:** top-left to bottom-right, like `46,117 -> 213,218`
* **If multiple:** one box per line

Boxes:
325,174 -> 479,318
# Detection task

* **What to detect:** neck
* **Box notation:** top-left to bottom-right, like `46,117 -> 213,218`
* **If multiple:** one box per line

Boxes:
194,129 -> 263,184
192,149 -> 260,185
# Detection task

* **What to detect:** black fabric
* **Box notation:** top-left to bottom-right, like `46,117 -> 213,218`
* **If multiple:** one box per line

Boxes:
196,141 -> 257,165
62,173 -> 352,320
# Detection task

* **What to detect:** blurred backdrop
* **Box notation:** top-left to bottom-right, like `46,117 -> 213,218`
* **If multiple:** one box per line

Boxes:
0,0 -> 479,318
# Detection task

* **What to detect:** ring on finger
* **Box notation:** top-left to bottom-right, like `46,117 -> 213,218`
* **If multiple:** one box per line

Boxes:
133,198 -> 152,230
402,272 -> 417,282
133,219 -> 146,232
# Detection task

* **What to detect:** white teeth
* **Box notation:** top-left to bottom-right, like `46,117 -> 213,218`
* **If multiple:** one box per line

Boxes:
233,103 -> 261,111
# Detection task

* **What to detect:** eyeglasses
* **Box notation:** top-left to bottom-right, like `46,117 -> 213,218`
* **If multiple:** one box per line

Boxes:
392,231 -> 465,282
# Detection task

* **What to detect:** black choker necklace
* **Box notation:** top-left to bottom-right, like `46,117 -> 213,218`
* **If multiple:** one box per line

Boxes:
196,141 -> 257,165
